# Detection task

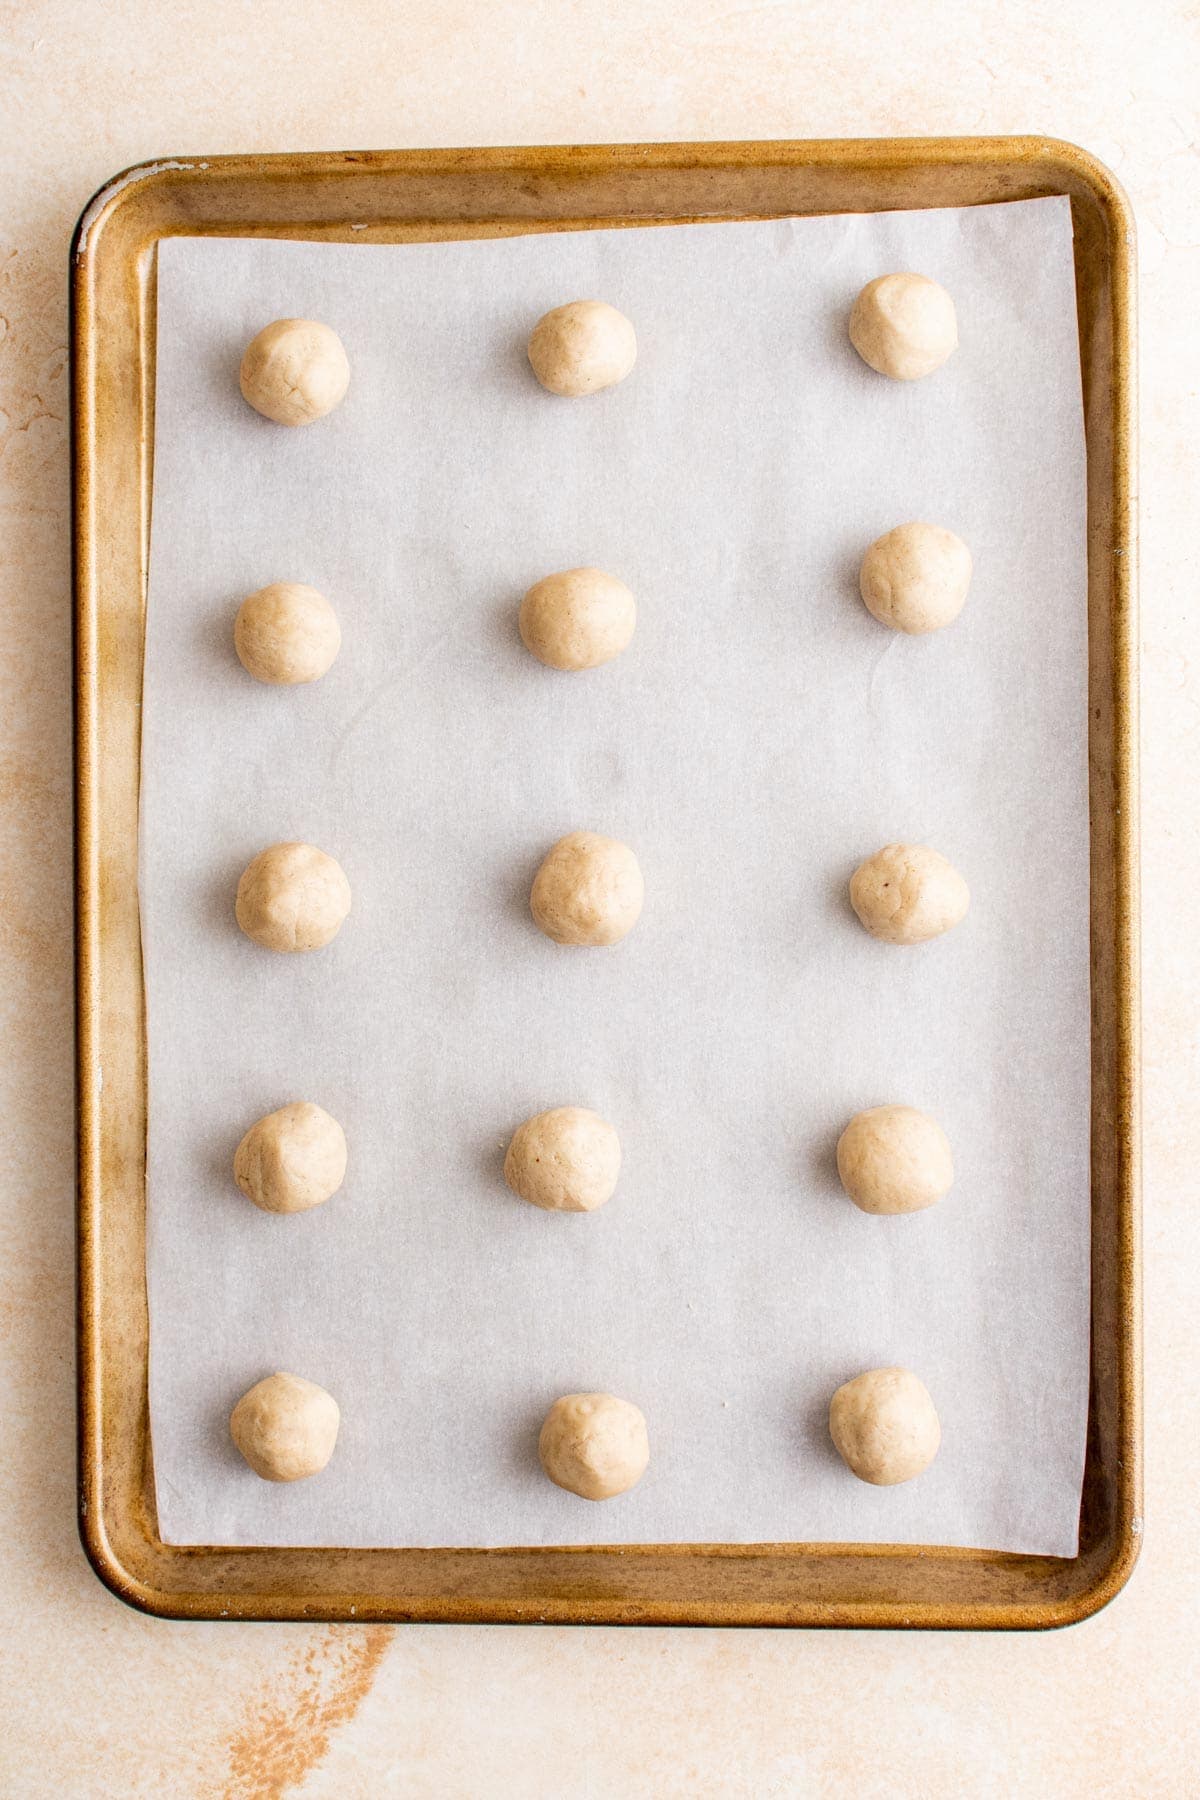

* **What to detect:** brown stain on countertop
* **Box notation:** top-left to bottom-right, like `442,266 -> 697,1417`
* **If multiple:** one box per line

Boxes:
221,1626 -> 393,1799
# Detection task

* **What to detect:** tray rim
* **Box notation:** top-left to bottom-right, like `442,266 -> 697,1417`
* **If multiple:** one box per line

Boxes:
73,135 -> 1141,1628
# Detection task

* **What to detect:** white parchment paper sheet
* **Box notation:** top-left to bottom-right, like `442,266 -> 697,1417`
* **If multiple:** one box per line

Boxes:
143,199 -> 1089,1553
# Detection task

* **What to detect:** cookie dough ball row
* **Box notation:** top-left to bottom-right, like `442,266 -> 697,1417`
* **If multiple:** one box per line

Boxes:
228,1097 -> 953,1227
231,565 -> 641,687
226,325 -> 354,1493
229,832 -> 648,956
236,277 -> 955,419
237,296 -> 640,428
236,274 -> 954,424
502,1102 -> 956,1220
234,325 -> 348,678
230,544 -> 969,676
849,275 -> 970,634
848,276 -> 963,1468
227,1105 -> 620,1221
226,836 -> 967,960
227,1101 -> 622,1222
526,529 -> 973,651
228,1375 -> 650,1495
230,528 -> 970,682
227,1100 -> 619,1224
229,1370 -> 940,1491
230,545 -> 970,678
531,833 -> 960,954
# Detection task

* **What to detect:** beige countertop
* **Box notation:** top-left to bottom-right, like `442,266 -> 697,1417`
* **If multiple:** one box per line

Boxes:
1,2 -> 1195,1793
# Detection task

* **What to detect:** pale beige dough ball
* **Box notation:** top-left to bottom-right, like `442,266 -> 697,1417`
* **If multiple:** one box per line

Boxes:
828,1366 -> 941,1485
849,843 -> 969,945
230,1371 -> 340,1482
519,567 -> 636,671
849,274 -> 958,381
530,831 -> 644,946
239,318 -> 350,425
504,1106 -> 621,1213
538,1392 -> 650,1499
527,301 -> 637,396
235,841 -> 351,953
234,582 -> 342,684
859,523 -> 972,634
234,1102 -> 348,1214
836,1104 -> 954,1215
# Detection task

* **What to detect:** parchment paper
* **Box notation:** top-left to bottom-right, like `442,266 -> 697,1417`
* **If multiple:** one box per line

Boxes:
143,198 -> 1090,1553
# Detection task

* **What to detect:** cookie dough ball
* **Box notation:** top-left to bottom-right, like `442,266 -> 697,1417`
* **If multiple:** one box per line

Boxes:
829,1366 -> 941,1485
504,1106 -> 621,1213
234,1102 -> 348,1214
527,301 -> 637,397
538,1392 -> 650,1500
836,1105 -> 953,1215
235,841 -> 351,953
239,319 -> 350,425
849,274 -> 957,381
234,582 -> 342,684
230,1372 -> 340,1482
849,843 -> 969,945
530,831 -> 644,947
859,523 -> 972,635
519,567 -> 636,671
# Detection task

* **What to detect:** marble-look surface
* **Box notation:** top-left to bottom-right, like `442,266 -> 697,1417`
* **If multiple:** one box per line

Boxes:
0,2 -> 1194,1794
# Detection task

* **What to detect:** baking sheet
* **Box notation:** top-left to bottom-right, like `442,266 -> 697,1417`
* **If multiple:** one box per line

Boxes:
142,198 -> 1090,1554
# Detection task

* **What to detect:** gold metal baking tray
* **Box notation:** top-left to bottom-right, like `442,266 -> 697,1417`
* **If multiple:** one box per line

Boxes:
73,139 -> 1140,1627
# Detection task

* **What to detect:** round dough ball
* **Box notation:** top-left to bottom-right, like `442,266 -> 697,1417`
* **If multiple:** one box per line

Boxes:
234,1102 -> 348,1214
828,1366 -> 941,1485
235,841 -> 351,953
527,301 -> 637,397
836,1105 -> 953,1215
519,567 -> 636,671
239,318 -> 350,425
530,831 -> 644,947
859,523 -> 972,635
538,1392 -> 650,1500
504,1106 -> 621,1213
234,582 -> 342,684
849,843 -> 969,946
849,274 -> 958,381
231,1372 -> 340,1481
